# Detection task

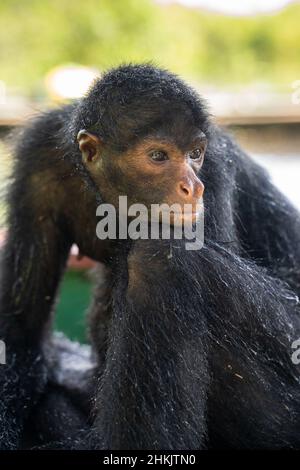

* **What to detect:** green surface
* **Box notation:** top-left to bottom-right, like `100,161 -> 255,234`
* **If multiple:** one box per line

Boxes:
54,270 -> 92,343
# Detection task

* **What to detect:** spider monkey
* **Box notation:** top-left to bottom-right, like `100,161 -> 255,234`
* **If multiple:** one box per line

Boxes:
1,64 -> 300,450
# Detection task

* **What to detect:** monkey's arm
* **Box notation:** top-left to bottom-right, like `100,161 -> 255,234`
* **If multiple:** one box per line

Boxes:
234,148 -> 300,293
0,116 -> 73,449
0,106 -> 117,448
0,209 -> 71,449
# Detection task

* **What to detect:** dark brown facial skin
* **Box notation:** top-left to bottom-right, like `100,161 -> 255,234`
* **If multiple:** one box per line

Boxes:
77,130 -> 206,224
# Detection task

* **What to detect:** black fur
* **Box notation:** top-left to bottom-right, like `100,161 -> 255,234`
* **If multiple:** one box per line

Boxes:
0,64 -> 300,449
88,238 -> 300,449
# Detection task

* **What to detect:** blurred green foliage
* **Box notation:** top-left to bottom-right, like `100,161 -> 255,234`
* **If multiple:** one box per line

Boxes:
0,0 -> 300,91
55,271 -> 92,343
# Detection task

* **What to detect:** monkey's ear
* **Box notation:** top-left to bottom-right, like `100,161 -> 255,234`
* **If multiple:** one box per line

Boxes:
77,130 -> 102,164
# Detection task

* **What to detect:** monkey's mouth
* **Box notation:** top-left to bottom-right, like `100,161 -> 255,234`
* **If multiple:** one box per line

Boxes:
155,207 -> 203,226
159,200 -> 204,225
117,200 -> 204,228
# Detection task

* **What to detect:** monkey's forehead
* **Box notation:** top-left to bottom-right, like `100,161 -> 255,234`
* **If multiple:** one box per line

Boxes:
137,128 -> 207,150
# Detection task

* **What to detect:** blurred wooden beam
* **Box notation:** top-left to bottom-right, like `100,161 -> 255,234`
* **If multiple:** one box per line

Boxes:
1,93 -> 300,127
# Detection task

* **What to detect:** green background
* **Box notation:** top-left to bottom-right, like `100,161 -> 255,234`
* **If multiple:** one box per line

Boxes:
55,271 -> 92,343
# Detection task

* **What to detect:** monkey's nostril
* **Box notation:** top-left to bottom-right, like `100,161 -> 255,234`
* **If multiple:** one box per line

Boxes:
180,183 -> 190,197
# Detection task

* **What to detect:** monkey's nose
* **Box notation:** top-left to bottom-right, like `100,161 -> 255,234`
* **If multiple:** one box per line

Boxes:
178,179 -> 204,201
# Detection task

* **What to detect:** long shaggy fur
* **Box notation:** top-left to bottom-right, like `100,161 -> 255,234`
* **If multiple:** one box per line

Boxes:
1,64 -> 300,449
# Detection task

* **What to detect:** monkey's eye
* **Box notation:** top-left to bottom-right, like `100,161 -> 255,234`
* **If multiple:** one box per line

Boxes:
149,150 -> 169,162
188,148 -> 204,161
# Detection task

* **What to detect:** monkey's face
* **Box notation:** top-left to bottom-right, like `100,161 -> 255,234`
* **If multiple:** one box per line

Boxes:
78,130 -> 206,224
